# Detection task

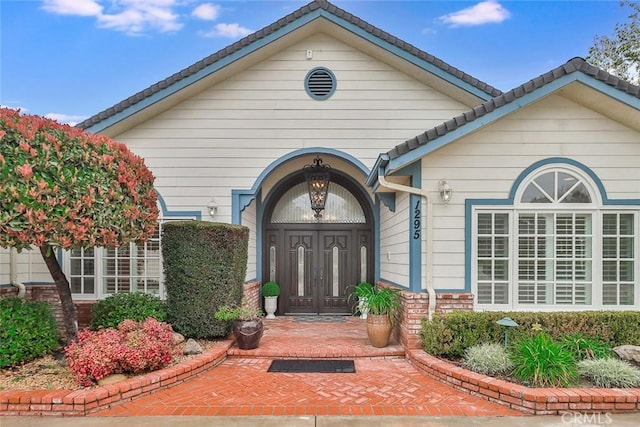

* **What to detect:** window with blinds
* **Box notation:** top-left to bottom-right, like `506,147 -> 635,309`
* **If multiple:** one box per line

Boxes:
66,217 -> 195,300
473,165 -> 638,310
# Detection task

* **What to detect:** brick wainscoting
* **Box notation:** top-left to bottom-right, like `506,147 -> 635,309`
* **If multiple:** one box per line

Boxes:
377,280 -> 473,350
0,281 -> 262,337
243,280 -> 261,310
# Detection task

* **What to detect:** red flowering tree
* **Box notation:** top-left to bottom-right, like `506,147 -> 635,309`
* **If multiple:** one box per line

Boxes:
0,108 -> 159,342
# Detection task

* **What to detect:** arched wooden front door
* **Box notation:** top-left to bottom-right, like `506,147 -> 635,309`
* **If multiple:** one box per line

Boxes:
263,173 -> 373,315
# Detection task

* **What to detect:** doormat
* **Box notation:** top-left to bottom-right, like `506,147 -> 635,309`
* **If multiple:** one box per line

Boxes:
292,316 -> 346,323
268,359 -> 355,373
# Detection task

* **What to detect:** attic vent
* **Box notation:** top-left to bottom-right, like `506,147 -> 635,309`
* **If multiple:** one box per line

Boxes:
305,67 -> 336,100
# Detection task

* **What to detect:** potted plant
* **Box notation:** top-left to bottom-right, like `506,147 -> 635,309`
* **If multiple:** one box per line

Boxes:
352,284 -> 401,348
348,282 -> 374,319
261,281 -> 280,319
214,297 -> 264,349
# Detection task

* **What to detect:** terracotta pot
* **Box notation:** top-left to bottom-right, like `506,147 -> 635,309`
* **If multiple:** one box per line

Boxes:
232,319 -> 263,350
366,314 -> 392,348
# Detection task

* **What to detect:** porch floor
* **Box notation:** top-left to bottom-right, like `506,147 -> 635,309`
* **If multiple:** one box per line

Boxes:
91,316 -> 522,417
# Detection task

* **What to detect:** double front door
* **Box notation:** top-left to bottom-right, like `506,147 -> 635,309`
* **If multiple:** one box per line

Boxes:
265,227 -> 371,315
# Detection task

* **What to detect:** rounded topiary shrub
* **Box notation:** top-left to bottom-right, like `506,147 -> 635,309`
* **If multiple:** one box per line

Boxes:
261,281 -> 280,297
162,221 -> 249,338
0,297 -> 59,368
89,292 -> 167,330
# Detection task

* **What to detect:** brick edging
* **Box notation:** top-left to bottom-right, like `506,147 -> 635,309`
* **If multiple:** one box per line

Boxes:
407,349 -> 640,415
0,340 -> 233,416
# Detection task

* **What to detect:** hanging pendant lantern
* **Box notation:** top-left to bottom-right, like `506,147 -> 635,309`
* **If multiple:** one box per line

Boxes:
304,156 -> 331,219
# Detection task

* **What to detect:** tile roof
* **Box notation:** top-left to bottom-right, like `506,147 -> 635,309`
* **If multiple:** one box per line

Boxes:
77,0 -> 502,130
387,57 -> 640,160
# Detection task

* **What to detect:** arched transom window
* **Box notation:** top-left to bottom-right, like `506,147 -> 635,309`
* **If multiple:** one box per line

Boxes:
520,170 -> 591,204
271,182 -> 366,224
473,164 -> 638,310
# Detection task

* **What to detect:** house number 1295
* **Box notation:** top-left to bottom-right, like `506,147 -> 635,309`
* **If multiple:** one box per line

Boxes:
413,200 -> 421,240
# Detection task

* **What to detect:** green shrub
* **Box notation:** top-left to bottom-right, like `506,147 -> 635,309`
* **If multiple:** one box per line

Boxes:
162,221 -> 249,338
421,312 -> 505,357
90,292 -> 166,330
559,333 -> 612,361
462,343 -> 514,375
578,358 -> 640,388
261,281 -> 280,297
0,297 -> 59,368
214,297 -> 263,321
421,311 -> 640,358
510,333 -> 578,388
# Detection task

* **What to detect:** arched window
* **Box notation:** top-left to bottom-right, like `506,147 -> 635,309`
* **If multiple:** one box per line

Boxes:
473,163 -> 637,310
520,170 -> 591,204
271,182 -> 366,224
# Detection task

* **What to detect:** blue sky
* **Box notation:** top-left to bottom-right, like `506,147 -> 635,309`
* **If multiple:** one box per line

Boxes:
0,0 -> 632,125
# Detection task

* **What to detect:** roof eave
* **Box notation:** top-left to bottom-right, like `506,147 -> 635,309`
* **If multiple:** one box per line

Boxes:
380,64 -> 640,175
81,0 -> 501,135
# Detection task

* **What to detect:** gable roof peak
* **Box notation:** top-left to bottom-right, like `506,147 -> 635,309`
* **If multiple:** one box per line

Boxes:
78,0 -> 501,131
387,57 -> 640,161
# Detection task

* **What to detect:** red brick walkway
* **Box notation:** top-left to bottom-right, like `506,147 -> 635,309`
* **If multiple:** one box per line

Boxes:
91,317 -> 522,417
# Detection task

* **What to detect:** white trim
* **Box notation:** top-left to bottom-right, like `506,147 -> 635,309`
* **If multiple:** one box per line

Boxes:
473,163 -> 639,311
66,216 -> 196,301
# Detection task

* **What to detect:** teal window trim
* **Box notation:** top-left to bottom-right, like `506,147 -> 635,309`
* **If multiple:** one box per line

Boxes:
464,157 -> 640,297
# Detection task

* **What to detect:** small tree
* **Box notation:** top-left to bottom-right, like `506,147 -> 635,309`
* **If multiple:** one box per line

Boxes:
0,108 -> 159,342
587,1 -> 640,85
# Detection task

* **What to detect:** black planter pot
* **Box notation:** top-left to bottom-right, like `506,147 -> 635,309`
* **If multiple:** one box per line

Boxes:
232,319 -> 264,350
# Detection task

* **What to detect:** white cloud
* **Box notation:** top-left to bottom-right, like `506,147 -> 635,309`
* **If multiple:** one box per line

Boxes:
45,113 -> 88,126
97,0 -> 182,34
42,0 -> 103,17
439,0 -> 510,27
192,3 -> 220,21
41,0 -> 183,35
200,23 -> 252,38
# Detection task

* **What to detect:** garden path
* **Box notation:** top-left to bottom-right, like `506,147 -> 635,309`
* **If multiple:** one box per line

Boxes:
90,316 -> 522,417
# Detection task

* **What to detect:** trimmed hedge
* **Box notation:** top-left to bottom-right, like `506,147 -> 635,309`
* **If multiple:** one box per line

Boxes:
162,221 -> 249,338
89,292 -> 167,330
0,297 -> 59,368
421,311 -> 640,358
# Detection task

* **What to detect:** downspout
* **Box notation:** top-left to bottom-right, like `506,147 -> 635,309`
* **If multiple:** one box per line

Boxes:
377,172 -> 436,320
10,248 -> 26,298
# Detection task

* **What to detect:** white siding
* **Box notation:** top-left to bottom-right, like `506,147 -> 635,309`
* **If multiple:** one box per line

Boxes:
113,33 -> 469,279
423,94 -> 640,291
0,247 -> 51,285
1,33 -> 470,290
0,248 -> 8,285
379,192 -> 410,284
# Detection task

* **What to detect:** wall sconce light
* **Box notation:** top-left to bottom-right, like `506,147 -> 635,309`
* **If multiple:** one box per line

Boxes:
439,179 -> 452,203
207,198 -> 218,218
304,156 -> 331,219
